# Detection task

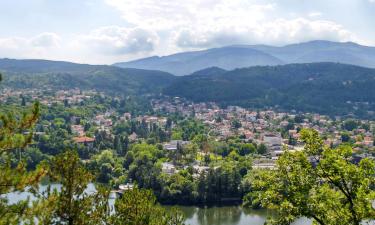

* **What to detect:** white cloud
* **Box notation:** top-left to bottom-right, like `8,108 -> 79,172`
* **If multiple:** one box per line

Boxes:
0,27 -> 160,64
31,32 -> 61,48
105,0 -> 361,51
105,0 -> 275,30
0,0 -> 369,64
174,17 -> 356,48
78,26 -> 159,55
0,32 -> 61,59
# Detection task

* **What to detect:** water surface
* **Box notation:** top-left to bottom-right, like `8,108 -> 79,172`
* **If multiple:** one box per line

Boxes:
165,205 -> 311,225
5,184 -> 312,225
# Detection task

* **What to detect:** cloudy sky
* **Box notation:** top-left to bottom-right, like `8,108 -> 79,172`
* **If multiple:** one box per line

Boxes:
0,0 -> 374,64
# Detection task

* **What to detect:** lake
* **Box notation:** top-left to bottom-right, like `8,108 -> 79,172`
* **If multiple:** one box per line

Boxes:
165,205 -> 311,225
5,184 -> 312,225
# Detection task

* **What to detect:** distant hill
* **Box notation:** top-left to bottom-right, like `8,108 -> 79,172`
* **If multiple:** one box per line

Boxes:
163,63 -> 375,118
0,58 -> 176,95
2,58 -> 375,118
114,47 -> 284,75
190,67 -> 227,76
114,40 -> 375,75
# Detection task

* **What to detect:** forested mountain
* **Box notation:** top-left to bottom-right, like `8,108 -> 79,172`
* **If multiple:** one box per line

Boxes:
163,63 -> 375,118
0,58 -> 176,94
2,58 -> 375,118
189,67 -> 227,76
114,47 -> 284,75
114,40 -> 375,75
249,40 -> 375,67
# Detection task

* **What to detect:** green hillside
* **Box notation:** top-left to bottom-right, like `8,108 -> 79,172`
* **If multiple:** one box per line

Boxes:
163,63 -> 375,118
0,58 -> 176,95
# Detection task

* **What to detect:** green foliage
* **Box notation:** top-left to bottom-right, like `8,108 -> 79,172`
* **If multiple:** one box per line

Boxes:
0,102 -> 40,153
341,132 -> 351,143
33,150 -> 111,225
173,119 -> 207,141
238,143 -> 256,156
231,119 -> 242,129
88,150 -> 124,184
164,63 -> 375,118
30,150 -> 184,225
111,188 -> 185,225
0,73 -> 47,225
257,143 -> 267,155
343,120 -> 359,131
246,129 -> 375,225
0,72 -> 187,224
1,60 -> 176,95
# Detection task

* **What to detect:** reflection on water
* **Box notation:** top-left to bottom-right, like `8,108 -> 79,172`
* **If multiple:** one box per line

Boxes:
164,205 -> 311,225
5,184 -> 312,225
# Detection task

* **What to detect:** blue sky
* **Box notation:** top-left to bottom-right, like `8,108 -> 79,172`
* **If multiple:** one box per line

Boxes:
0,0 -> 374,64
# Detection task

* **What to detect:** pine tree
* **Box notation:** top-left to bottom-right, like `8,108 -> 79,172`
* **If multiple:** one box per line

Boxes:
0,72 -> 47,224
33,150 -> 111,225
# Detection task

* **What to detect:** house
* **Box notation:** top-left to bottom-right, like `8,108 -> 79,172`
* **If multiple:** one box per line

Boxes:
129,132 -> 138,142
263,134 -> 283,152
73,136 -> 95,148
363,136 -> 374,147
243,130 -> 254,140
71,125 -> 85,136
163,140 -> 191,151
162,162 -> 177,175
120,113 -> 132,121
192,165 -> 210,174
271,150 -> 284,159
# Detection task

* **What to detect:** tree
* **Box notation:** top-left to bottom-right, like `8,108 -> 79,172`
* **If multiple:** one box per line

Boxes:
183,143 -> 198,164
247,129 -> 375,225
0,103 -> 40,153
0,72 -> 46,224
21,95 -> 26,106
288,136 -> 297,145
343,120 -> 358,131
231,119 -> 241,129
257,143 -> 267,155
33,150 -> 111,225
111,188 -> 185,225
294,114 -> 305,123
237,143 -> 256,156
33,150 -> 184,225
114,135 -> 122,155
341,132 -> 351,143
63,99 -> 69,108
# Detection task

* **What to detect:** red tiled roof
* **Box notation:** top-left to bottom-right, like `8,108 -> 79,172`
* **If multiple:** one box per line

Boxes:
73,136 -> 95,143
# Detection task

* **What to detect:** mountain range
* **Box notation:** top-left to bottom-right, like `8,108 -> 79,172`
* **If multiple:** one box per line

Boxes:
114,40 -> 375,75
1,40 -> 375,118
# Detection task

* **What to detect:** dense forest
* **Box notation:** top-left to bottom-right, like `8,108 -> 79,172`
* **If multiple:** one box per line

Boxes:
164,63 -> 375,118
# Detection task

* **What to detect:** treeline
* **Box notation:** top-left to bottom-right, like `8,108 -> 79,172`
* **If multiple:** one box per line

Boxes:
121,143 -> 252,205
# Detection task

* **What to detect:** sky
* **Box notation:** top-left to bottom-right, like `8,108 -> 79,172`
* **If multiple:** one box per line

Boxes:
0,0 -> 375,64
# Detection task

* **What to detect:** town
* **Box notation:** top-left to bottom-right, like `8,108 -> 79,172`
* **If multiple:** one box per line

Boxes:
1,87 -> 374,175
